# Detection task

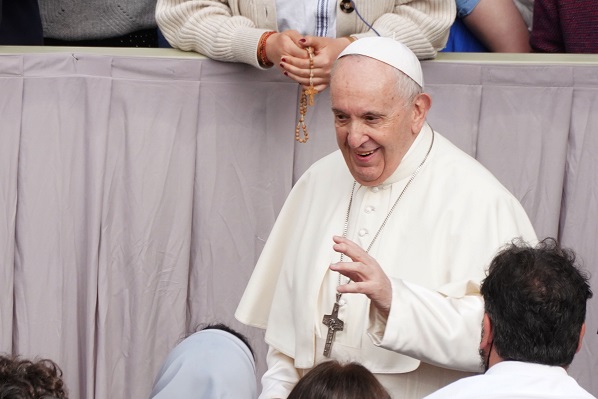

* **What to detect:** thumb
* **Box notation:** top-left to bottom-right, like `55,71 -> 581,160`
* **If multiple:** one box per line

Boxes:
298,36 -> 318,48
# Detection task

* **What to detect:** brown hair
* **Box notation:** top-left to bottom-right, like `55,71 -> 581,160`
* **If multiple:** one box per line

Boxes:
0,355 -> 68,399
287,360 -> 391,399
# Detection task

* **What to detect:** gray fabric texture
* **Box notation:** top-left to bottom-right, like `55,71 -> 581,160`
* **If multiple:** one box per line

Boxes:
39,1 -> 157,40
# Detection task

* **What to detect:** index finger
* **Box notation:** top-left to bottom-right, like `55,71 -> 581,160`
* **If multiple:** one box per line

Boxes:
332,235 -> 372,263
281,54 -> 311,70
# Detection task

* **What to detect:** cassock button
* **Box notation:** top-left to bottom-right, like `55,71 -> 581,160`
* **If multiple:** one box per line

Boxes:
371,186 -> 379,193
365,205 -> 375,214
358,228 -> 368,237
340,0 -> 355,13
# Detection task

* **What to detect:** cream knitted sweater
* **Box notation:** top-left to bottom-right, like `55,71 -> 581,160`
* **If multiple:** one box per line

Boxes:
156,0 -> 456,66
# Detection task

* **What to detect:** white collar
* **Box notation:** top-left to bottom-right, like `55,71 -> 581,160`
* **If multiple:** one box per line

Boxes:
367,123 -> 433,189
487,361 -> 569,377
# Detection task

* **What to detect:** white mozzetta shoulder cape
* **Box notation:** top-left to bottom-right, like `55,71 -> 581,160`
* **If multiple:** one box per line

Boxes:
236,126 -> 537,373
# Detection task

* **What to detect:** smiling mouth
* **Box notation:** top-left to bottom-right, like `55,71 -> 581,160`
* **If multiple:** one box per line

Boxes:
357,149 -> 376,157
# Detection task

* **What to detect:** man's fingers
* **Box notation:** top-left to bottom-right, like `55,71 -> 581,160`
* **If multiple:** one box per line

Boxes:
330,261 -> 362,281
336,280 -> 368,294
332,236 -> 372,264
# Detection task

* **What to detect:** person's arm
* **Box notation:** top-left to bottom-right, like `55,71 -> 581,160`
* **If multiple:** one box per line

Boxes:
462,0 -> 530,52
349,0 -> 457,60
259,346 -> 301,399
368,278 -> 484,371
529,0 -> 564,53
329,236 -> 483,372
155,0 -> 264,66
155,0 -> 307,68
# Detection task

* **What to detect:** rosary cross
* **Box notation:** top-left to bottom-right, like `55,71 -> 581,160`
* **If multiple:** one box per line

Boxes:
304,86 -> 317,106
322,294 -> 344,357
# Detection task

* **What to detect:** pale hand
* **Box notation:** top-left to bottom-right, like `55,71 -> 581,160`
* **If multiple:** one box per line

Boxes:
280,36 -> 352,92
265,30 -> 309,67
330,235 -> 392,318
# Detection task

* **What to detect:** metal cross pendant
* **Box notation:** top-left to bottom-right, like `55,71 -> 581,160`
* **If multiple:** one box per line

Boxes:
322,295 -> 344,357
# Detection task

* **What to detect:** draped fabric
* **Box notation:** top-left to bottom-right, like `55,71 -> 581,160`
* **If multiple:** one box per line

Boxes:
0,50 -> 596,398
149,328 -> 257,399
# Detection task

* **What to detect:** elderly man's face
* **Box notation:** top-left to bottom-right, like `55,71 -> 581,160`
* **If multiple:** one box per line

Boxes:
330,56 -> 423,186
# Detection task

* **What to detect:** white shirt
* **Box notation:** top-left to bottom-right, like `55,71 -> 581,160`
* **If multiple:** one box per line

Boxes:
275,0 -> 337,37
424,361 -> 596,399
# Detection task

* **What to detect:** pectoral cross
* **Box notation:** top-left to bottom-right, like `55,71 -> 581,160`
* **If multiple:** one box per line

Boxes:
304,86 -> 318,106
322,294 -> 344,357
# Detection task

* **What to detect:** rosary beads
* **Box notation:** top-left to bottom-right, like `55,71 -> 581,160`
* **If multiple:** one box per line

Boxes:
295,47 -> 317,143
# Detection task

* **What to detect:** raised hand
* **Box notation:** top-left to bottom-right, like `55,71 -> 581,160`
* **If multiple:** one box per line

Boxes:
329,235 -> 393,318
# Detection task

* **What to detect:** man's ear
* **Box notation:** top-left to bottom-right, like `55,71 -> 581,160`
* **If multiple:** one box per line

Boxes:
410,93 -> 431,134
576,323 -> 586,353
480,313 -> 493,350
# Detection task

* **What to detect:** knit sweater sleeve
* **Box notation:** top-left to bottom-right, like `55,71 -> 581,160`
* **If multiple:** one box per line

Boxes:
155,0 -> 270,68
347,0 -> 456,60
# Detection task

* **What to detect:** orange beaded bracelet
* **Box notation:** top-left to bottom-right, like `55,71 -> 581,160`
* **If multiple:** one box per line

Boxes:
257,31 -> 276,67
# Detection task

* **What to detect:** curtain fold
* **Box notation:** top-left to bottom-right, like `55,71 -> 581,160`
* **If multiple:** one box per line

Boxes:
0,55 -> 22,354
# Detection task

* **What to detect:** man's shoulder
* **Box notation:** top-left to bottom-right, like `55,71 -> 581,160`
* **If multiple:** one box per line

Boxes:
299,150 -> 346,181
308,150 -> 344,170
424,362 -> 597,399
429,132 -> 516,199
423,373 -> 486,399
432,133 -> 493,177
289,150 -> 353,200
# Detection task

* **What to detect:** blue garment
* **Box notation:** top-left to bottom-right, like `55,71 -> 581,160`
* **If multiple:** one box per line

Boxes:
456,0 -> 481,18
442,18 -> 488,52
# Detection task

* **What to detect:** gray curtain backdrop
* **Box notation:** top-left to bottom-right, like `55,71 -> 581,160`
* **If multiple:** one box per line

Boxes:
0,50 -> 596,399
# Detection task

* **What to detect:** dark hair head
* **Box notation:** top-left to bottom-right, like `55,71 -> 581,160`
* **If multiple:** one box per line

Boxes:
481,238 -> 593,367
0,355 -> 68,399
287,360 -> 391,399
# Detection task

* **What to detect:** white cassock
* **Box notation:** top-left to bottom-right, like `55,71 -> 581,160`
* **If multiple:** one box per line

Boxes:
235,124 -> 537,399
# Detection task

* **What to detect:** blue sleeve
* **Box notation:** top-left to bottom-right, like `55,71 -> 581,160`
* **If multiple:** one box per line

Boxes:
456,0 -> 482,18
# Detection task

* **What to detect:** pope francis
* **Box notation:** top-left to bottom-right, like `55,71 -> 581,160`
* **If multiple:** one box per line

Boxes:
235,37 -> 537,398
